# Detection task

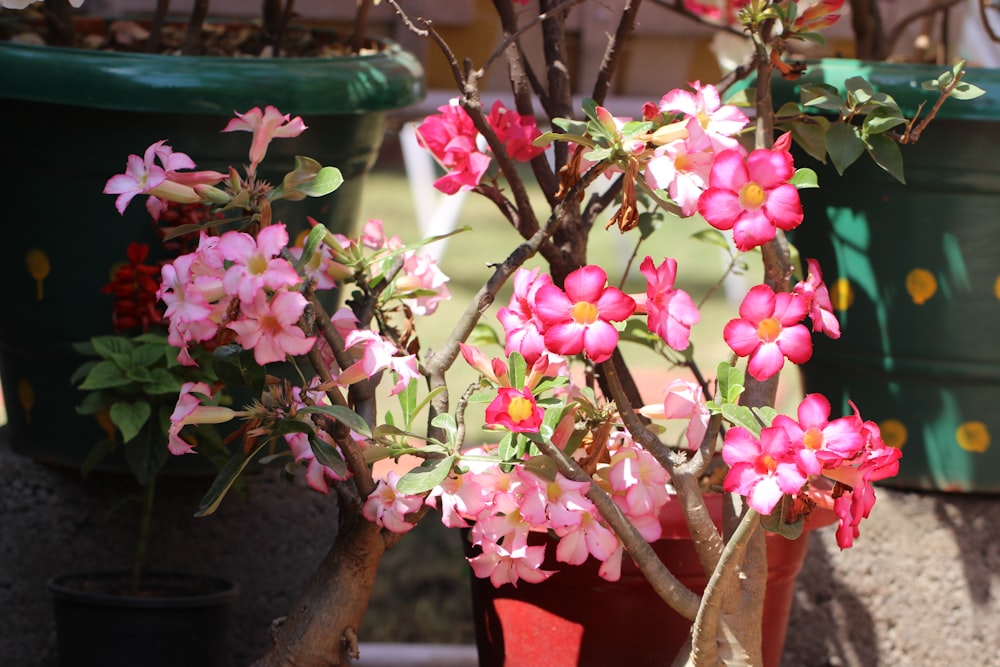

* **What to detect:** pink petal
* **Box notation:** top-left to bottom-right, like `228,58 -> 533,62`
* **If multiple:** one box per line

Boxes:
564,265 -> 610,303
723,318 -> 761,357
697,188 -> 742,230
747,342 -> 786,380
763,184 -> 804,231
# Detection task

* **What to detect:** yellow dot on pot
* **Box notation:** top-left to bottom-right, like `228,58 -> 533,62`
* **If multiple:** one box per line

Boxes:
17,379 -> 34,425
994,275 -> 1000,301
829,277 -> 854,311
955,421 -> 990,453
905,268 -> 937,305
25,248 -> 51,301
879,419 -> 907,449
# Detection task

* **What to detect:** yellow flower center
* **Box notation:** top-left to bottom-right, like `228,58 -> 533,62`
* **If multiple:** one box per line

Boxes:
803,427 -> 824,451
507,396 -> 534,424
571,301 -> 599,325
756,317 -> 781,342
758,454 -> 777,473
248,254 -> 269,276
739,181 -> 766,210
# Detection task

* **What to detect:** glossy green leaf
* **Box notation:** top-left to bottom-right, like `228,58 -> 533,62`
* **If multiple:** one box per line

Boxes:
299,405 -> 373,439
825,123 -> 865,175
195,441 -> 268,517
721,404 -> 764,436
788,168 -> 818,189
78,360 -> 132,390
866,133 -> 906,184
310,435 -> 347,478
110,400 -> 151,443
396,454 -> 456,495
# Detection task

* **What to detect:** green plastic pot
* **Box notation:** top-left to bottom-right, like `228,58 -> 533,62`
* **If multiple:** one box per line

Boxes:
0,36 -> 423,470
776,60 -> 1000,492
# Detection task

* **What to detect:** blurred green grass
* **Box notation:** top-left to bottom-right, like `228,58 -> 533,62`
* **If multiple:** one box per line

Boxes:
355,151 -> 803,643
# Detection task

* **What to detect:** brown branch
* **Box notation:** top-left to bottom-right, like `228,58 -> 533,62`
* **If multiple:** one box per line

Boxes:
590,0 -> 644,107
350,0 -> 374,54
901,62 -> 969,143
981,0 -> 1000,42
531,432 -> 702,621
146,0 -> 170,53
600,358 -> 724,577
181,0 -> 209,55
849,0 -> 886,60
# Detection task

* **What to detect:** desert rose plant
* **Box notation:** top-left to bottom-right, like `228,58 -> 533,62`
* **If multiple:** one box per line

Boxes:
88,0 -> 986,665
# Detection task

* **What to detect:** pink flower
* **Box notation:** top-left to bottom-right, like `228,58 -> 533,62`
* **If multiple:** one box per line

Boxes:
467,537 -> 555,588
724,284 -> 812,381
396,251 -> 451,316
793,258 -> 841,339
227,289 -> 316,365
336,329 -> 420,395
771,393 -> 863,476
823,421 -> 901,548
607,445 -> 670,536
656,81 -> 749,151
635,256 -> 700,351
497,267 -> 553,365
286,428 -> 351,494
362,471 -> 424,534
722,425 -> 808,515
697,133 -> 804,251
416,100 -> 492,194
534,265 -> 636,364
486,100 -> 546,162
222,105 -> 307,169
427,475 -> 488,528
217,224 -> 302,304
167,382 -> 238,456
485,387 -> 544,433
639,378 -> 712,451
554,512 -> 620,575
644,119 -> 716,216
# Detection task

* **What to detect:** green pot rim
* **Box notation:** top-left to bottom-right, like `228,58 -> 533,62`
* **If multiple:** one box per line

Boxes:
0,36 -> 425,115
773,58 -> 1000,122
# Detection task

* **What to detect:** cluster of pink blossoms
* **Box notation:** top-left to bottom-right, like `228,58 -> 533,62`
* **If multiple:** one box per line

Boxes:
724,392 -> 900,549
416,99 -> 547,194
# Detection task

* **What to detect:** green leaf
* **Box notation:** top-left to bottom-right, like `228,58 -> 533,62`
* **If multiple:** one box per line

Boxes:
862,107 -> 907,135
789,117 -> 831,163
949,81 -> 986,100
295,223 -> 331,270
91,335 -> 135,358
143,368 -> 184,395
507,352 -> 527,390
131,342 -> 168,368
109,400 -> 151,443
759,495 -> 804,539
298,405 -> 373,439
299,166 -> 344,198
788,168 -> 818,189
397,377 -> 418,427
845,76 -> 876,105
408,386 -> 448,431
825,123 -> 866,175
396,454 -> 456,495
551,117 -> 590,136
123,422 -> 168,486
691,228 -> 732,251
212,345 -> 266,392
78,360 -> 132,390
866,133 -> 906,184
468,323 -> 502,348
716,362 -> 745,405
76,390 -> 110,416
799,83 -> 843,112
430,413 -> 458,447
752,406 -> 778,429
81,437 -> 118,477
310,435 -> 348,478
195,442 -> 269,517
721,404 -> 764,436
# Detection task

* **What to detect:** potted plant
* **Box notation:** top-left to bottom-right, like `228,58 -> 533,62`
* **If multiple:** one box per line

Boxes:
0,0 -> 424,467
765,0 -> 1000,492
17,1 -> 988,666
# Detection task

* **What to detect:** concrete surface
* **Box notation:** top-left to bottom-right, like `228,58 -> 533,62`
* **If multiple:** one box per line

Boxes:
3,430 -> 999,666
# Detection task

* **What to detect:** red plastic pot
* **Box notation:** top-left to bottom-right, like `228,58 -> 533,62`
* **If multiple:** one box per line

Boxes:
466,494 -> 836,667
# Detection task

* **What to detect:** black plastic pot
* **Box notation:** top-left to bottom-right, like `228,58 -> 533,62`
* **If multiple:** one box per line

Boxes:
48,571 -> 239,667
0,35 -> 424,470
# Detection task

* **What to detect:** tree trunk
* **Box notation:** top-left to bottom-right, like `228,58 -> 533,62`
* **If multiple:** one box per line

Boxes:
252,518 -> 388,667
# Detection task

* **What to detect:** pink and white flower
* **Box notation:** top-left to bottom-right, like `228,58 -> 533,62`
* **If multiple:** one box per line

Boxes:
724,284 -> 812,381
